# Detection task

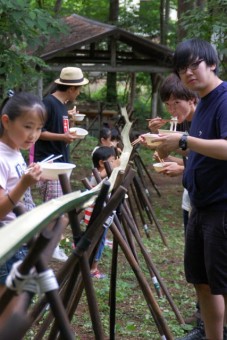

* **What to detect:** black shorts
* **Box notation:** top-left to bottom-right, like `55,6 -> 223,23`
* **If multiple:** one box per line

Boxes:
185,208 -> 227,294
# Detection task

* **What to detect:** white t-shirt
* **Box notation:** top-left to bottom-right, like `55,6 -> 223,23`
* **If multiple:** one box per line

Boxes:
181,188 -> 191,212
0,141 -> 35,224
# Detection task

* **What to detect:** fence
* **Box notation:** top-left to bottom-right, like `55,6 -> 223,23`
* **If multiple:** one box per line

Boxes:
0,107 -> 184,339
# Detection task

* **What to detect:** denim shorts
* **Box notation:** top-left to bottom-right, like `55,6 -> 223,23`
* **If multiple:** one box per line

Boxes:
0,246 -> 28,284
185,208 -> 227,294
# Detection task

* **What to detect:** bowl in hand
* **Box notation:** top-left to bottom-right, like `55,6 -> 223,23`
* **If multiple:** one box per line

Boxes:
153,161 -> 177,173
142,133 -> 162,147
41,162 -> 76,180
69,127 -> 88,139
158,129 -> 184,135
72,113 -> 86,121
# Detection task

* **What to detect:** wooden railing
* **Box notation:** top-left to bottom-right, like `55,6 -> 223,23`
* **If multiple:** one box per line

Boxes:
0,107 -> 132,266
0,107 -> 183,340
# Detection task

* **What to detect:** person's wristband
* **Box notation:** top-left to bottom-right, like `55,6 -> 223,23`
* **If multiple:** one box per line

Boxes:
179,133 -> 188,151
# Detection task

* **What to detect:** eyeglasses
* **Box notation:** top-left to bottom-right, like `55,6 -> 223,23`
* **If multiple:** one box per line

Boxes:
178,59 -> 204,75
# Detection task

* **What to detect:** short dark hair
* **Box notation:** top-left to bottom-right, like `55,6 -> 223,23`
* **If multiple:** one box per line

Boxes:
55,84 -> 80,92
92,146 -> 116,169
98,127 -> 111,143
160,73 -> 199,103
111,127 -> 121,141
173,38 -> 219,75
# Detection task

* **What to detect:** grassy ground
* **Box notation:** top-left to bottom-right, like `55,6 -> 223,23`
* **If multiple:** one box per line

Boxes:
29,136 -> 196,339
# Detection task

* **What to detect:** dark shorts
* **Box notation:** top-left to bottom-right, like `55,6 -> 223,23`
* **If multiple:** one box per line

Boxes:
185,208 -> 227,294
0,246 -> 28,285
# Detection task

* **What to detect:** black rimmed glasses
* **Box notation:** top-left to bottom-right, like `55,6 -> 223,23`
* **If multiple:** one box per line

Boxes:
178,59 -> 204,75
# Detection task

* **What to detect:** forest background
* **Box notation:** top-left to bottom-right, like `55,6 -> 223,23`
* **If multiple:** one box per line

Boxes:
1,0 -> 227,122
1,1 -> 227,338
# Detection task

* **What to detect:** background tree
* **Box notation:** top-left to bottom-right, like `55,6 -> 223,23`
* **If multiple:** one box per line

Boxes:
0,0 -> 67,94
106,0 -> 119,103
160,0 -> 170,45
179,0 -> 227,78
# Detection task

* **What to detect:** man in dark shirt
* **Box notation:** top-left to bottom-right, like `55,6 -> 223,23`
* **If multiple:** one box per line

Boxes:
35,67 -> 89,261
155,38 -> 227,340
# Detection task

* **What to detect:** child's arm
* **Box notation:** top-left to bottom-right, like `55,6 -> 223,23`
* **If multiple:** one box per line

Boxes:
0,163 -> 42,219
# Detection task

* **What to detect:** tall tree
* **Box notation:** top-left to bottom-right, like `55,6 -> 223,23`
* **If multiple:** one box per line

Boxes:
0,0 -> 67,93
178,0 -> 227,77
177,0 -> 192,41
106,0 -> 119,103
160,0 -> 170,45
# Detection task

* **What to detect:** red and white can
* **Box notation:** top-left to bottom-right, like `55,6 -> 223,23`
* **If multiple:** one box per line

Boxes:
63,115 -> 69,132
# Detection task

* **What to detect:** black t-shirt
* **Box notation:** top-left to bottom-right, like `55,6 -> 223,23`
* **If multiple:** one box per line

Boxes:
177,120 -> 191,134
34,94 -> 70,163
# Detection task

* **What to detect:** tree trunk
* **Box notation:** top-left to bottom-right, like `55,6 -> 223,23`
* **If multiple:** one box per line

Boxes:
106,0 -> 119,103
54,0 -> 63,15
177,0 -> 193,41
151,74 -> 162,118
160,0 -> 170,45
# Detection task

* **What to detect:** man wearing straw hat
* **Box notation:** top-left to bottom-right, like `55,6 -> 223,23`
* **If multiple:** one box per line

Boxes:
34,67 -> 89,261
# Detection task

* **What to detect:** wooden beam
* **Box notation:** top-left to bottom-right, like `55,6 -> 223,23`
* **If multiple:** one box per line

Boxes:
45,65 -> 172,73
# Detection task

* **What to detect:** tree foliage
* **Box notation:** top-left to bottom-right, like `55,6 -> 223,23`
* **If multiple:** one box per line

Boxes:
178,0 -> 227,77
0,0 -> 67,93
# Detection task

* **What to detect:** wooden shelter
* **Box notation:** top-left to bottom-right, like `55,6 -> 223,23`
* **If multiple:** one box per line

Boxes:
37,14 -> 174,117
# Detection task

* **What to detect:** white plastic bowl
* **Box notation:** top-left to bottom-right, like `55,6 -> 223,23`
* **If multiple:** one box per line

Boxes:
142,133 -> 162,147
41,162 -> 76,180
158,129 -> 184,135
72,113 -> 86,121
153,162 -> 177,173
69,127 -> 88,139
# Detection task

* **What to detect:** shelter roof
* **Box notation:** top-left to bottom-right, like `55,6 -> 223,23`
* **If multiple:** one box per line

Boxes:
39,14 -> 173,73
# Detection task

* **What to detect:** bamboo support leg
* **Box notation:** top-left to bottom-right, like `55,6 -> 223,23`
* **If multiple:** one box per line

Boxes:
109,222 -> 174,339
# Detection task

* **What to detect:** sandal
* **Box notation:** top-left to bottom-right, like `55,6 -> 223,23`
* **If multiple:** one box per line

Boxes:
90,270 -> 106,279
105,239 -> 113,249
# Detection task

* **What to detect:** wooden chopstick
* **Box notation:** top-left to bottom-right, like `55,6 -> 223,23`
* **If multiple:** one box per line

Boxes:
157,154 -> 164,163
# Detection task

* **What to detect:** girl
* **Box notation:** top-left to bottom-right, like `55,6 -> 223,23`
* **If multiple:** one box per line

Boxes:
0,92 -> 47,285
84,146 -> 119,279
92,126 -> 122,157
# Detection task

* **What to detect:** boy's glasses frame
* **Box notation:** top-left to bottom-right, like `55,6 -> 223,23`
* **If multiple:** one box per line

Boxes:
178,59 -> 204,75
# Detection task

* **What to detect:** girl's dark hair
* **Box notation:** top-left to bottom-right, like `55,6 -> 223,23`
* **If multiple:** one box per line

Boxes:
111,127 -> 121,141
98,127 -> 111,143
0,92 -> 47,136
160,73 -> 199,103
92,146 -> 116,169
173,38 -> 219,75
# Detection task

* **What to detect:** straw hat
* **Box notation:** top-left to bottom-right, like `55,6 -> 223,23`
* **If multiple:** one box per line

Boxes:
54,67 -> 89,86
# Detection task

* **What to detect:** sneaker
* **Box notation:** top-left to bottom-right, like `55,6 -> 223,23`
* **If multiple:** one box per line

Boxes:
90,270 -> 106,279
52,245 -> 68,262
177,321 -> 205,340
105,239 -> 113,249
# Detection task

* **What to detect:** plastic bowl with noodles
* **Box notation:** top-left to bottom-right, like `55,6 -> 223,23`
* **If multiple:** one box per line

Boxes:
40,162 -> 76,180
142,133 -> 162,147
69,127 -> 88,139
158,129 -> 184,135
153,161 -> 177,173
72,113 -> 86,122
